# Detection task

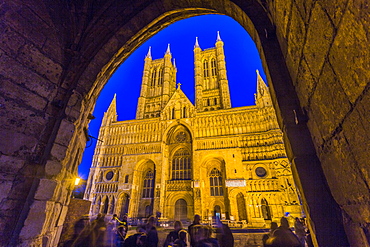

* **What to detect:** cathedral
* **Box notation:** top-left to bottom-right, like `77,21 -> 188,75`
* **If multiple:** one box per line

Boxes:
84,33 -> 302,227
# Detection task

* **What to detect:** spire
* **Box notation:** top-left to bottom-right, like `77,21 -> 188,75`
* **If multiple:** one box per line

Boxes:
216,31 -> 222,42
108,94 -> 117,112
146,46 -> 152,59
256,69 -> 269,99
194,37 -> 200,48
165,43 -> 171,55
102,94 -> 117,125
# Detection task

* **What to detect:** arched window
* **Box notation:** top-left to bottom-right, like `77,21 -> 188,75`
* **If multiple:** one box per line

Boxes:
172,148 -> 191,180
261,198 -> 272,220
203,60 -> 209,78
158,68 -> 163,86
124,175 -> 129,183
151,68 -> 157,86
211,58 -> 217,76
142,170 -> 154,198
183,107 -> 187,118
210,168 -> 223,196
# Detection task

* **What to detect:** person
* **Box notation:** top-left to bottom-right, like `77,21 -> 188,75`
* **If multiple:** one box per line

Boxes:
294,218 -> 306,247
188,215 -> 201,247
173,230 -> 188,247
112,214 -> 128,247
194,225 -> 219,247
262,222 -> 278,247
123,225 -> 147,247
163,220 -> 183,247
63,215 -> 91,247
90,213 -> 108,247
215,218 -> 234,247
265,217 -> 300,247
145,216 -> 159,247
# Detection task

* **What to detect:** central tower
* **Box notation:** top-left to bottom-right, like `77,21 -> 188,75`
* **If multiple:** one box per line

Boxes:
194,32 -> 231,112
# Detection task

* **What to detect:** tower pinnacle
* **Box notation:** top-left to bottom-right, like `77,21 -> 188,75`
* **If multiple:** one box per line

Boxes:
165,43 -> 171,55
146,46 -> 152,59
216,31 -> 222,42
194,37 -> 200,48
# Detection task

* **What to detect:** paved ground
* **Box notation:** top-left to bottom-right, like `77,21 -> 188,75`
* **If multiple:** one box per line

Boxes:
126,226 -> 269,247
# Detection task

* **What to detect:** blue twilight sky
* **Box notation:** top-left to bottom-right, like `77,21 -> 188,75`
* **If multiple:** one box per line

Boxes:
78,14 -> 267,179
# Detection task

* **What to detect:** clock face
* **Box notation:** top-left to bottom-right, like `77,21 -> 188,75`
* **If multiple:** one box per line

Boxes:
176,131 -> 187,142
106,171 -> 114,181
255,167 -> 267,177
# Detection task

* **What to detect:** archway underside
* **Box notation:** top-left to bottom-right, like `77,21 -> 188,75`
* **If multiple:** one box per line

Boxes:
1,0 -> 368,246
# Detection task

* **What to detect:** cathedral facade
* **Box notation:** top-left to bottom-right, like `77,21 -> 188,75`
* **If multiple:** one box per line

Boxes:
84,34 -> 301,227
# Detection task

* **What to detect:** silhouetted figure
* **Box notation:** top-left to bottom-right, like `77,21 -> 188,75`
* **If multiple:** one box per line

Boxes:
173,230 -> 188,247
90,213 -> 108,247
163,220 -> 183,247
63,215 -> 91,247
123,225 -> 147,247
215,218 -> 234,247
262,222 -> 278,247
294,218 -> 306,247
145,216 -> 159,247
265,217 -> 300,247
194,225 -> 219,247
112,214 -> 128,247
188,215 -> 201,247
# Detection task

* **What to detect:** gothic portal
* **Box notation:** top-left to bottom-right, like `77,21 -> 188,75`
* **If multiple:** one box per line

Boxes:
84,34 -> 302,227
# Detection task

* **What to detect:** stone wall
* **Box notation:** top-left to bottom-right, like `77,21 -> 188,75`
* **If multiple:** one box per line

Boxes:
0,0 -> 368,246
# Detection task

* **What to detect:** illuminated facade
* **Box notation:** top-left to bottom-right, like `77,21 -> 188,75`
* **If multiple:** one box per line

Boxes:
84,34 -> 301,227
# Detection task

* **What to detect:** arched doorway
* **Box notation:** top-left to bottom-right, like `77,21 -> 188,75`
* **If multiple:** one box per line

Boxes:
103,197 -> 109,214
175,199 -> 187,221
119,194 -> 130,218
261,198 -> 271,220
214,205 -> 221,219
145,205 -> 153,218
236,193 -> 247,221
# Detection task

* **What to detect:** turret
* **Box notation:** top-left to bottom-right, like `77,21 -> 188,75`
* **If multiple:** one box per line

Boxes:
194,37 -> 203,111
102,94 -> 117,126
215,31 -> 231,109
255,70 -> 272,108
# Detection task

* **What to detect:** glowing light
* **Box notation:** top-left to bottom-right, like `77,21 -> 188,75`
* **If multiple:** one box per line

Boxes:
75,177 -> 81,186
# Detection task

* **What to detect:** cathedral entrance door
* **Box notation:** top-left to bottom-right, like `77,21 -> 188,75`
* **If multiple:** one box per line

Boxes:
175,199 -> 187,221
214,205 -> 221,220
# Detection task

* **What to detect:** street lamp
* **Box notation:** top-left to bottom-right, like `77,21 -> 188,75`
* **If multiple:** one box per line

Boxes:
75,177 -> 81,186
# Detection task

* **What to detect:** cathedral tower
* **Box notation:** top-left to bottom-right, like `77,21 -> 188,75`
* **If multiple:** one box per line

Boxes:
136,45 -> 177,119
194,32 -> 231,112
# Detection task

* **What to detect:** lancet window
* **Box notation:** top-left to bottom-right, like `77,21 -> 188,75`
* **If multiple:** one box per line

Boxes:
210,168 -> 223,196
158,68 -> 163,86
203,60 -> 209,78
150,69 -> 157,86
142,170 -> 154,198
211,58 -> 217,76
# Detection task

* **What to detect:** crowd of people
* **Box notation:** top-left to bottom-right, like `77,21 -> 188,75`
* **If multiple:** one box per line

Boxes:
63,214 -> 312,247
262,217 -> 313,247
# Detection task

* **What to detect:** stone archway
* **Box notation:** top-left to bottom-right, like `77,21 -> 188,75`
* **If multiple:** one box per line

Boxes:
1,0 -> 367,246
